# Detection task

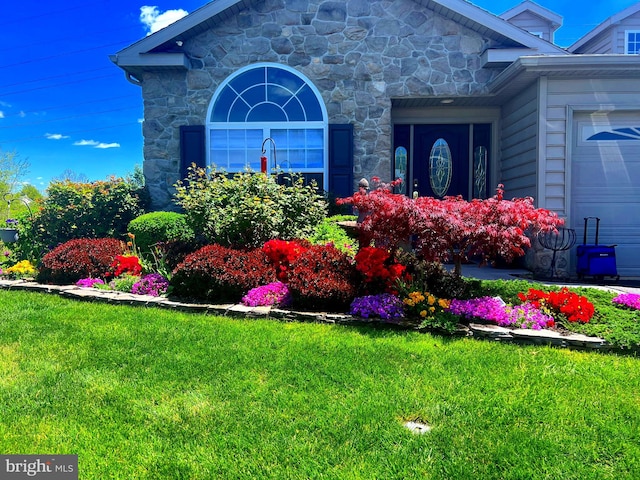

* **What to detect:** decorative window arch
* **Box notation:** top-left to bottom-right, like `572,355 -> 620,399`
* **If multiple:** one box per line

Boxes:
206,63 -> 328,189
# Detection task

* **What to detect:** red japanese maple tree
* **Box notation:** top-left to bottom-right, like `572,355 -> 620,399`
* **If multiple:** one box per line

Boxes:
339,183 -> 563,275
413,186 -> 563,274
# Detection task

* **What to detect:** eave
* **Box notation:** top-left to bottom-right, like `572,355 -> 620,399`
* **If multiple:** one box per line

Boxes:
489,54 -> 640,97
111,0 -> 568,80
569,3 -> 640,53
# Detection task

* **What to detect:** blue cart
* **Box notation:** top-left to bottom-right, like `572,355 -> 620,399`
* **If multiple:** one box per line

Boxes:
576,217 -> 619,281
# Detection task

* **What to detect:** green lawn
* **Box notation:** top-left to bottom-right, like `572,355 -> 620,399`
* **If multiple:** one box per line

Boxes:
1,290 -> 639,479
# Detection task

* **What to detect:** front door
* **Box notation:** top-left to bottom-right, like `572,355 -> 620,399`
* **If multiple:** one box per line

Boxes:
393,123 -> 491,199
413,124 -> 470,198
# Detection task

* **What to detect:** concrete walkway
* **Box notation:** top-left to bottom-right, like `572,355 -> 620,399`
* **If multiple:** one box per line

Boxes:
459,264 -> 640,296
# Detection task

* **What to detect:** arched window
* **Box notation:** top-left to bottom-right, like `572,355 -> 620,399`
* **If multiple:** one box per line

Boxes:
207,63 -> 328,189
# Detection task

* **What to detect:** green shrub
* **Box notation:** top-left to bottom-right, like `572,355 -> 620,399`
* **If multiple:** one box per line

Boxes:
16,176 -> 147,259
306,215 -> 357,255
128,211 -> 194,252
110,274 -> 140,293
174,167 -> 327,248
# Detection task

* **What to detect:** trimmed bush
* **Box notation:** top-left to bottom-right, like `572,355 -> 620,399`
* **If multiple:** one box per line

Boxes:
128,211 -> 195,252
16,176 -> 147,260
37,238 -> 124,285
157,240 -> 203,271
171,244 -> 276,303
287,244 -> 357,312
174,167 -> 327,248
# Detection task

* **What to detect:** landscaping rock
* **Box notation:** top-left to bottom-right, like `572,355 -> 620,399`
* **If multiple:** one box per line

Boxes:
510,328 -> 566,346
469,323 -> 513,340
563,333 -> 608,349
0,280 -> 619,353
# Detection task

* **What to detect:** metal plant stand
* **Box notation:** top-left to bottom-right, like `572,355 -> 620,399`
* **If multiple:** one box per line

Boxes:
537,228 -> 576,280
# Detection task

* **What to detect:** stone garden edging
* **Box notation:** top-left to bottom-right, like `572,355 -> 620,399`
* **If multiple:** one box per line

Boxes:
0,278 -> 617,353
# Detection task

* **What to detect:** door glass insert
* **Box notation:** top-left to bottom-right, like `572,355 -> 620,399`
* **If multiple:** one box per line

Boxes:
394,146 -> 407,194
429,138 -> 452,197
473,146 -> 488,199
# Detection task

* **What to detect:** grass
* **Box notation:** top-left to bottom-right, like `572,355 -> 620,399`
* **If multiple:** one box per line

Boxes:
1,290 -> 640,479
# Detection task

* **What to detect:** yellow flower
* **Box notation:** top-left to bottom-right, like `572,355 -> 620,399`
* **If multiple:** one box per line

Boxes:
427,295 -> 435,305
6,260 -> 36,277
420,310 -> 427,318
409,291 -> 425,303
438,299 -> 450,309
429,306 -> 435,313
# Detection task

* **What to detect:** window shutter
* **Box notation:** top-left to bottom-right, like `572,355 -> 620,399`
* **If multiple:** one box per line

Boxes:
328,124 -> 353,198
179,125 -> 206,179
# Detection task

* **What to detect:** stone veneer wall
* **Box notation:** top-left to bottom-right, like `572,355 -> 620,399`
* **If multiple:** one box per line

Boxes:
140,0 -> 502,210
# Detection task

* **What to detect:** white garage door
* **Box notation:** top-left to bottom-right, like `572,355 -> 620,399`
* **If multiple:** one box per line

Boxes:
571,111 -> 640,278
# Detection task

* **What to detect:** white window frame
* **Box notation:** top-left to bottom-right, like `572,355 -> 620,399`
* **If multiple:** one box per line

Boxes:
206,63 -> 329,190
625,30 -> 640,54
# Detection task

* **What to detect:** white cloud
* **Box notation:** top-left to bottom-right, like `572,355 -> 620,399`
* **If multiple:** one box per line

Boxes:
46,133 -> 70,140
73,139 -> 99,146
18,111 -> 26,118
0,111 -> 4,119
73,139 -> 120,149
95,142 -> 120,149
140,6 -> 188,35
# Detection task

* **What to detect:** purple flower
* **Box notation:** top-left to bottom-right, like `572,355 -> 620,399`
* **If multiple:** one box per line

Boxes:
350,294 -> 404,321
448,297 -> 554,329
503,303 -> 555,330
449,297 -> 509,324
76,278 -> 105,288
5,219 -> 18,226
131,273 -> 169,297
612,293 -> 640,310
242,282 -> 292,307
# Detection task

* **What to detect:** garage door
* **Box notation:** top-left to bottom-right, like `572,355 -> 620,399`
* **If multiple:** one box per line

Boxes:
571,111 -> 640,278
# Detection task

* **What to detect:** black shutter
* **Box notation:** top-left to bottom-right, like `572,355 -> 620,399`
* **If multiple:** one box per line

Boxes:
328,123 -> 353,198
179,125 -> 206,179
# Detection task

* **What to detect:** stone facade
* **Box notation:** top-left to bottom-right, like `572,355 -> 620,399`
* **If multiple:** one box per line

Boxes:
140,0 -> 500,210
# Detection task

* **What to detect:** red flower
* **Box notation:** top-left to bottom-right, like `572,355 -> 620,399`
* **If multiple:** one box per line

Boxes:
262,239 -> 310,282
354,246 -> 406,293
519,287 -> 594,323
109,255 -> 142,277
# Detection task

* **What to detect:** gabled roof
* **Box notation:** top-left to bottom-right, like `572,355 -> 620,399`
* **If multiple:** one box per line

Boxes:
111,0 -> 566,78
569,1 -> 640,53
499,0 -> 563,31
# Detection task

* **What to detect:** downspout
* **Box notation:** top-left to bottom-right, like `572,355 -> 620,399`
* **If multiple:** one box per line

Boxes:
125,72 -> 142,86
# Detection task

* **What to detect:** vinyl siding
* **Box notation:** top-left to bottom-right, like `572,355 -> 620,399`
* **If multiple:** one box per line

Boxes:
617,12 -> 640,53
574,30 -> 613,54
500,81 -> 538,200
543,76 -> 640,218
574,11 -> 640,53
505,11 -> 553,42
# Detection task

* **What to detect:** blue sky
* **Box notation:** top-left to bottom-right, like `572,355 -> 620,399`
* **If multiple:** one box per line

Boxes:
0,0 -> 638,191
